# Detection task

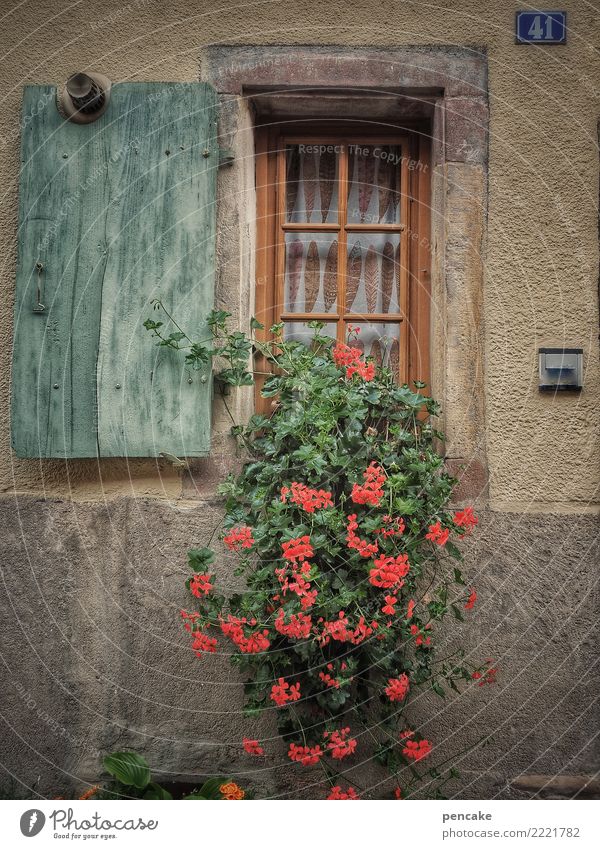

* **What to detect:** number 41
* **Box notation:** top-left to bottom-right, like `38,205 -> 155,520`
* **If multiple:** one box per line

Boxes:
528,14 -> 553,39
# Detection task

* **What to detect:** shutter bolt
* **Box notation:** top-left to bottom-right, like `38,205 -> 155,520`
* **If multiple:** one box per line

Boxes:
187,377 -> 193,384
62,153 -> 68,159
200,375 -> 207,383
115,383 -> 121,389
202,148 -> 210,158
53,383 -> 59,389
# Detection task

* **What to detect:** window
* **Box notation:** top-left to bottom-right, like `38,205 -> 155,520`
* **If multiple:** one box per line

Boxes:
255,125 -> 430,410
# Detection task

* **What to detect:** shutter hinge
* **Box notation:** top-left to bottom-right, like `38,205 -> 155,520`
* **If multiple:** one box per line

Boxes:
218,148 -> 235,167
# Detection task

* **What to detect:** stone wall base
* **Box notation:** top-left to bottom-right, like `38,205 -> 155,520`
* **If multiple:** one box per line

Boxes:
0,496 -> 597,799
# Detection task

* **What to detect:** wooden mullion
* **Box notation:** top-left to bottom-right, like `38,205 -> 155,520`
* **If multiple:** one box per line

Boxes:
282,313 -> 340,322
275,138 -> 287,323
254,129 -> 269,408
254,128 -> 280,413
337,140 -> 349,343
345,223 -> 406,233
282,222 -> 340,232
410,134 -> 431,389
343,313 -> 405,322
398,140 -> 411,385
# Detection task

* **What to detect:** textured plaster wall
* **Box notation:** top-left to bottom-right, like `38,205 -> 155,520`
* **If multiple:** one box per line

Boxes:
0,0 -> 598,800
0,0 -> 597,508
0,500 -> 597,798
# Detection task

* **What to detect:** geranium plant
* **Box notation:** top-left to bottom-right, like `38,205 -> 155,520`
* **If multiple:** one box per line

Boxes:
145,308 -> 494,799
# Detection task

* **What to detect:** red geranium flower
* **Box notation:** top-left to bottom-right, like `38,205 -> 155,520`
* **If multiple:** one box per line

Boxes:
375,515 -> 406,538
333,343 -> 375,381
288,743 -> 323,765
281,482 -> 333,513
384,673 -> 410,702
274,609 -> 312,639
346,514 -> 379,558
243,738 -> 264,756
351,462 -> 385,506
220,615 -> 270,654
464,588 -> 477,610
402,739 -> 432,762
454,506 -> 478,536
323,727 -> 357,760
472,661 -> 497,686
189,573 -> 213,598
382,594 -> 397,616
190,630 -> 217,658
327,785 -> 359,799
223,525 -> 255,551
270,677 -> 301,707
282,535 -> 314,563
426,521 -> 450,546
369,553 -> 410,589
319,663 -> 342,689
410,623 -> 432,648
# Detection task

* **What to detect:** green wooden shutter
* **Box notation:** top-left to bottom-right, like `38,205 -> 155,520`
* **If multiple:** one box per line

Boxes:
12,82 -> 218,458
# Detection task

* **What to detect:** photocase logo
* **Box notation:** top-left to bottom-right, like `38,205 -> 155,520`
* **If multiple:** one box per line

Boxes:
19,809 -> 46,837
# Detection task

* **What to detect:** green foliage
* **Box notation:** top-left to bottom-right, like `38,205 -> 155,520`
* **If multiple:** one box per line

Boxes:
103,752 -> 151,790
144,301 -> 252,385
96,751 -> 243,801
145,311 -> 487,799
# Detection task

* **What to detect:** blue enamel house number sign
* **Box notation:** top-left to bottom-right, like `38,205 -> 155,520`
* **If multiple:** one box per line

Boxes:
516,11 -> 567,44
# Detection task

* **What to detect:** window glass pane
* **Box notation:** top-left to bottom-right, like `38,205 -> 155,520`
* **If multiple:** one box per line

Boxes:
284,232 -> 338,314
285,144 -> 339,224
347,322 -> 401,377
347,144 -> 401,225
345,234 -> 401,314
284,321 -> 337,346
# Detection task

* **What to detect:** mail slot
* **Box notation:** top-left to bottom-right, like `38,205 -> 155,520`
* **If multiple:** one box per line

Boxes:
539,348 -> 583,391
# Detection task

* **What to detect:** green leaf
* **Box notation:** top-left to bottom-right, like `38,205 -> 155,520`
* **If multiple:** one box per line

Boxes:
393,497 -> 418,515
206,309 -> 231,327
250,317 -> 264,330
451,604 -> 465,622
188,548 -> 215,570
103,752 -> 151,789
143,318 -> 163,332
446,541 -> 463,561
185,343 -> 210,367
143,782 -> 173,800
432,681 -> 446,698
197,777 -> 228,799
453,567 -> 466,585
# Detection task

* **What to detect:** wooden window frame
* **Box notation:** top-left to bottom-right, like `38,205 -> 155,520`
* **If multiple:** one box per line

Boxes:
254,122 -> 431,412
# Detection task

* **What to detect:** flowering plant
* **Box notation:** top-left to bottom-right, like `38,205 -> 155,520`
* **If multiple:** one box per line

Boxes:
92,751 -> 245,800
146,313 -> 493,799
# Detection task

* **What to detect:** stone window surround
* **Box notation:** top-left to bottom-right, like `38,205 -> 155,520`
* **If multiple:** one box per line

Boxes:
196,45 -> 489,504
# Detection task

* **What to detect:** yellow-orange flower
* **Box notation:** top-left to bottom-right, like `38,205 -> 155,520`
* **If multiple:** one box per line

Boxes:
220,781 -> 244,800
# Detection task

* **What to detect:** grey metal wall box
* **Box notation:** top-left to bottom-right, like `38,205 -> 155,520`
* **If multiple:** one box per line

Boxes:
539,348 -> 583,391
